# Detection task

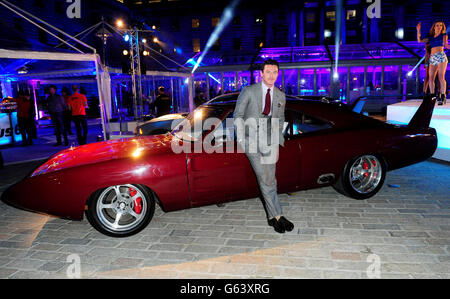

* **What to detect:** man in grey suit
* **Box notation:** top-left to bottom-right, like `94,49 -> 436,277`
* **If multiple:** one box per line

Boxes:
233,59 -> 294,234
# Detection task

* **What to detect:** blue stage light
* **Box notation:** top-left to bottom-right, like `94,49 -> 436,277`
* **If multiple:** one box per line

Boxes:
208,74 -> 221,84
191,0 -> 241,73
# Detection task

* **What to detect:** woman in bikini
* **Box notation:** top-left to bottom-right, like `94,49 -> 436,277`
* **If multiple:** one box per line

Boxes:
417,21 -> 449,105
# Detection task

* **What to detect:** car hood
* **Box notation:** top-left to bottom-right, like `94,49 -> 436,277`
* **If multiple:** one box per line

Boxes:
31,134 -> 174,177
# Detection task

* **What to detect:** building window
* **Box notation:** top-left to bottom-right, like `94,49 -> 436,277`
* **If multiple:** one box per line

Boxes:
254,37 -> 264,49
233,38 -> 242,50
193,38 -> 201,52
255,15 -> 264,24
306,12 -> 316,23
212,17 -> 220,27
346,10 -> 356,20
212,39 -> 220,51
432,3 -> 442,14
306,32 -> 316,39
55,1 -> 64,14
406,6 -> 416,15
33,0 -> 44,8
326,11 -> 335,21
233,15 -> 241,25
171,19 -> 180,31
192,18 -> 200,29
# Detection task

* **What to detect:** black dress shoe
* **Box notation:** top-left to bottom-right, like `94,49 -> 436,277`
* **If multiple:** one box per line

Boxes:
278,216 -> 294,232
268,218 -> 285,234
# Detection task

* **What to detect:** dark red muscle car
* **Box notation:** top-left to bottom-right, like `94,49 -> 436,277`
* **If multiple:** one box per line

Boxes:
1,94 -> 437,237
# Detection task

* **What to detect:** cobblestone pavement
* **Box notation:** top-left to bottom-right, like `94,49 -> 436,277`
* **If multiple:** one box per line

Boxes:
0,159 -> 448,279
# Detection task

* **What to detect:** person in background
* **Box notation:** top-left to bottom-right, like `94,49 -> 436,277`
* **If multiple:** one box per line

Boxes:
47,85 -> 69,146
14,90 -> 34,146
423,42 -> 440,96
417,21 -> 449,105
61,87 -> 73,135
194,91 -> 206,108
68,85 -> 88,145
151,86 -> 171,117
28,91 -> 37,139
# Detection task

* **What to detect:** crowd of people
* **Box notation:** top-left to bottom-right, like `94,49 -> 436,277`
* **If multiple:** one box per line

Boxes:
11,84 -> 89,147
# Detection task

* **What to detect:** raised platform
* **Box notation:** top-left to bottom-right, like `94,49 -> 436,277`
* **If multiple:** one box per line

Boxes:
387,99 -> 450,162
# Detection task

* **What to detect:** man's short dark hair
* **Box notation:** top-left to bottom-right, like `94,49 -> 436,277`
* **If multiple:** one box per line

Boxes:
261,59 -> 279,72
158,86 -> 165,93
49,85 -> 57,90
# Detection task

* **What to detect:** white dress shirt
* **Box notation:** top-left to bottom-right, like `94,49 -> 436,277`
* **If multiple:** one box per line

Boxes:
261,82 -> 274,116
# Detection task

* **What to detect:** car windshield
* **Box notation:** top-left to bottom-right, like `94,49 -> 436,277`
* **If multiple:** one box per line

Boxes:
171,106 -> 226,142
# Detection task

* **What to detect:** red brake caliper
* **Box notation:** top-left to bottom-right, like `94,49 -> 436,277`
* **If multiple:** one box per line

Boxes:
363,161 -> 369,177
371,159 -> 377,178
129,187 -> 142,214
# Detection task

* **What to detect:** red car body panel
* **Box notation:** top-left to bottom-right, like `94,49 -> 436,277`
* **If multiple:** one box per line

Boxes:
2,99 -> 437,220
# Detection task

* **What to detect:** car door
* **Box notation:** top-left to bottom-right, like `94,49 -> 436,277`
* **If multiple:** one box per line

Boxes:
275,111 -> 302,193
187,109 -> 259,207
282,108 -> 335,190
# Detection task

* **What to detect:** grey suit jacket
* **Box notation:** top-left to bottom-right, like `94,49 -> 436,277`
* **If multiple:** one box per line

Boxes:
233,82 -> 286,151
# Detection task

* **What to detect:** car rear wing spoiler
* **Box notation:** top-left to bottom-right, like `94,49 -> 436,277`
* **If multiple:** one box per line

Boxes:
407,95 -> 436,129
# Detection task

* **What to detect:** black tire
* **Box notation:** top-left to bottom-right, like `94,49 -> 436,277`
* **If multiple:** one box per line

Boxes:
333,154 -> 386,200
85,184 -> 155,237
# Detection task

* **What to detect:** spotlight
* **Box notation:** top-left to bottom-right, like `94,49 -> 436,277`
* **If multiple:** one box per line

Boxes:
407,71 -> 413,77
143,50 -> 149,56
124,34 -> 130,42
395,28 -> 404,40
333,72 -> 339,80
116,19 -> 124,28
123,49 -> 129,56
324,30 -> 332,38
153,37 -> 158,43
142,38 -> 147,43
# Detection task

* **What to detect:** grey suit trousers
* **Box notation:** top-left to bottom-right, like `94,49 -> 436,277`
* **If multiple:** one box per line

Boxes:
246,150 -> 283,219
243,115 -> 283,219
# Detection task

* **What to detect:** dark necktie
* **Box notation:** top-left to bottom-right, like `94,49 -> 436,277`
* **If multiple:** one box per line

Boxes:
263,88 -> 271,115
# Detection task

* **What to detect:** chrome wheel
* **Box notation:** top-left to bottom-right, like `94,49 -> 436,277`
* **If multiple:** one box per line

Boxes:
96,184 -> 147,232
348,155 -> 382,194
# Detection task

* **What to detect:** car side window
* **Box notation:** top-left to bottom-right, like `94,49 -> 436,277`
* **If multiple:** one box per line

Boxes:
221,110 -> 237,141
284,108 -> 332,137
